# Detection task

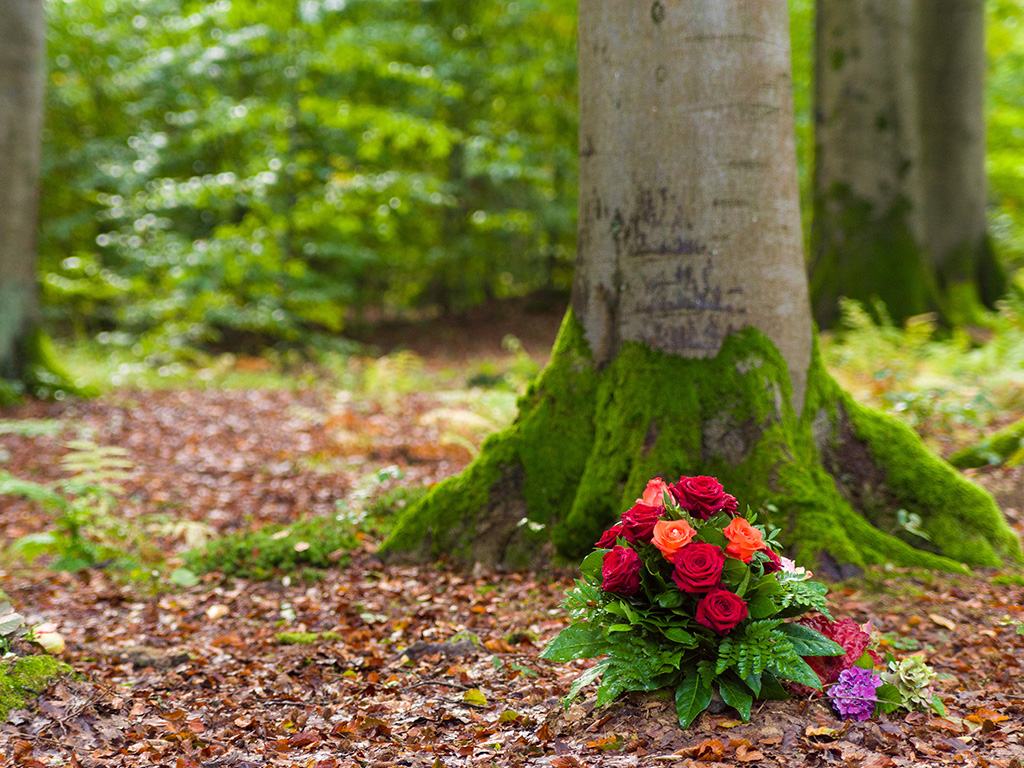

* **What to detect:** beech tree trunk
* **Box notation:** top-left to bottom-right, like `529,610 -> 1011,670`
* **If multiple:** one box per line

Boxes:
0,0 -> 45,382
811,0 -> 1006,327
381,0 -> 1022,573
915,0 -> 1005,321
810,0 -> 933,327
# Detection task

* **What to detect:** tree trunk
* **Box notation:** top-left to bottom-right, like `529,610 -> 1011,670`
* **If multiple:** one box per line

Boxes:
381,0 -> 1022,573
915,0 -> 1005,322
0,0 -> 45,384
811,0 -> 1006,328
810,0 -> 935,327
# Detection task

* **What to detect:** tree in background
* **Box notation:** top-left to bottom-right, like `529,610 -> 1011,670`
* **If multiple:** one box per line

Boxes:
383,0 -> 1022,573
1,0 -> 46,396
39,0 -> 577,355
811,0 -> 1006,328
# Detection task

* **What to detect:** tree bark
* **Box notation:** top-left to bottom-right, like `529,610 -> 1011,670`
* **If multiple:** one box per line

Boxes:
915,0 -> 1005,322
381,0 -> 1022,573
810,0 -> 935,327
0,0 -> 45,383
811,0 -> 1006,327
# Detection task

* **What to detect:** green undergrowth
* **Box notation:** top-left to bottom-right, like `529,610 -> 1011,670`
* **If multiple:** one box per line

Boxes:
383,310 -> 1023,572
0,654 -> 71,722
185,486 -> 422,580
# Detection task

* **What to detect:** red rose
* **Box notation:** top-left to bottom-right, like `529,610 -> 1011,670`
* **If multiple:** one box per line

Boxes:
671,542 -> 726,593
761,547 -> 784,574
670,476 -> 739,520
695,588 -> 749,634
601,545 -> 642,596
798,616 -> 879,686
595,523 -> 624,549
620,502 -> 663,543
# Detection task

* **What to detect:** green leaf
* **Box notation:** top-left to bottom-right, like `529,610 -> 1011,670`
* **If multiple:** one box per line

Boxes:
757,671 -> 789,700
930,694 -> 946,717
854,651 -> 875,669
579,549 -> 606,581
564,660 -> 610,706
778,623 -> 846,657
717,675 -> 754,722
875,682 -> 902,714
541,622 -> 607,662
462,689 -> 488,707
675,670 -> 713,728
769,654 -> 821,690
746,592 -> 777,619
744,671 -> 762,697
662,627 -> 696,645
655,590 -> 684,609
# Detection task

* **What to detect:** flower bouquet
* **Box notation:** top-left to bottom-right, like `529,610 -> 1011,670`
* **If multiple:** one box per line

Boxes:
542,476 -> 948,726
542,476 -> 848,726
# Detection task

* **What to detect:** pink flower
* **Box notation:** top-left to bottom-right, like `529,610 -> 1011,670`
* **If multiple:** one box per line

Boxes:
638,477 -> 672,507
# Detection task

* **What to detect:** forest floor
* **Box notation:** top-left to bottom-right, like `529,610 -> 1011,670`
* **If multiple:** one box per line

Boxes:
1,301 -> 1024,768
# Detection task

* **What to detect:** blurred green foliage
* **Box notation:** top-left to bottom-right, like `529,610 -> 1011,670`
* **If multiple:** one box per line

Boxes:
40,0 -> 577,356
37,0 -> 1024,358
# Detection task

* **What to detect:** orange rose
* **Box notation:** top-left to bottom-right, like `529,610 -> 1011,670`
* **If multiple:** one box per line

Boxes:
639,477 -> 672,507
652,519 -> 696,560
722,518 -> 765,562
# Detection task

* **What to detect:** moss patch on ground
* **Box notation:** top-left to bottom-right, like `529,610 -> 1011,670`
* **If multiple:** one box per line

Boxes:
383,310 -> 1023,571
0,654 -> 71,721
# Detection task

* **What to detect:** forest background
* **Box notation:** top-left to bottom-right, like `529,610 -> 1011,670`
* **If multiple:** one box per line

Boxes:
2,1 -> 1024,764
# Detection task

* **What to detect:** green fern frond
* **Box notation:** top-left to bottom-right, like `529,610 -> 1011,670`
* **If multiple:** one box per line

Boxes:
778,578 -> 832,618
715,620 -> 786,678
59,440 -> 134,493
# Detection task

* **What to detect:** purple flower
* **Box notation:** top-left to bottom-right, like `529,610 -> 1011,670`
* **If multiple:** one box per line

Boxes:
828,667 -> 882,721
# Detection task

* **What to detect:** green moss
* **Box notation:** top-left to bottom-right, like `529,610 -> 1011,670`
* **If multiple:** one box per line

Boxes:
0,654 -> 71,721
810,184 -> 937,328
384,311 -> 1022,571
0,327 -> 98,404
274,631 -> 341,645
185,515 -> 367,579
949,417 -> 1024,468
382,311 -> 599,566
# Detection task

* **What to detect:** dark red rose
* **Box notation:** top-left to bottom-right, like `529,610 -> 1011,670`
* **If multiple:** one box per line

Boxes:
761,547 -> 784,574
695,589 -> 748,634
798,616 -> 880,686
601,545 -> 642,595
671,542 -> 726,593
670,475 -> 739,520
595,523 -> 624,549
620,502 -> 663,543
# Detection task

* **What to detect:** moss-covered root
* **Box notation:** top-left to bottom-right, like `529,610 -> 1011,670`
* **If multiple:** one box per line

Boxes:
808,366 -> 1024,569
0,654 -> 71,721
1,327 -> 98,405
948,416 -> 1024,470
381,311 -> 1023,571
381,312 -> 600,567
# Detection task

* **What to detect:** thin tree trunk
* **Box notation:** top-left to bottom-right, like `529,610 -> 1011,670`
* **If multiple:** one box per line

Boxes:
0,0 -> 45,380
